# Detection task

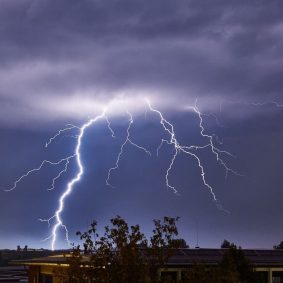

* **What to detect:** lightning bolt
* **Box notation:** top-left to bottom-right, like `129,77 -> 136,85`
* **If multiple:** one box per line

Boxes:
4,109 -> 112,250
46,109 -> 109,250
247,101 -> 283,107
146,99 -> 236,212
3,99 -> 238,249
105,116 -> 116,138
47,158 -> 71,191
4,155 -> 76,192
193,101 -> 242,180
45,124 -> 80,148
219,99 -> 283,113
106,111 -> 151,188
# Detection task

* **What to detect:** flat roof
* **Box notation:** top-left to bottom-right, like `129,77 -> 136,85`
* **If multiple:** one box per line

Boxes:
11,248 -> 283,267
167,248 -> 283,267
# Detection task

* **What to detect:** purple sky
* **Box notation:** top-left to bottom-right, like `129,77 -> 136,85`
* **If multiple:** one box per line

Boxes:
0,0 -> 283,250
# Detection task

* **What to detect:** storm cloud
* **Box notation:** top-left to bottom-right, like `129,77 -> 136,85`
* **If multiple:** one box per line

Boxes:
1,0 -> 283,126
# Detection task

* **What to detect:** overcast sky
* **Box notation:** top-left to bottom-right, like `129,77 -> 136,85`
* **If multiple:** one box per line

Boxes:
0,0 -> 283,250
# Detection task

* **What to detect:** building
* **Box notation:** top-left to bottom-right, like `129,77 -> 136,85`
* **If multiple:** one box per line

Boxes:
13,248 -> 283,283
161,248 -> 283,282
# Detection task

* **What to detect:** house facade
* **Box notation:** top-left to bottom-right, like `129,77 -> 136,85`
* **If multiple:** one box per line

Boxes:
13,248 -> 283,283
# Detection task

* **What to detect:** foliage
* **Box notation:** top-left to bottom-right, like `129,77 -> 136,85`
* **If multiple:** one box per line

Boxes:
220,244 -> 256,283
181,244 -> 256,283
58,220 -> 257,283
170,238 -> 189,248
274,241 -> 283,249
182,263 -> 221,283
59,216 -> 181,283
221,239 -> 234,249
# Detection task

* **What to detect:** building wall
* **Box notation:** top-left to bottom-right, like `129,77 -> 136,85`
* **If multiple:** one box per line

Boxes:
28,265 -> 63,283
25,264 -> 283,283
28,266 -> 39,283
255,267 -> 283,283
159,267 -> 283,283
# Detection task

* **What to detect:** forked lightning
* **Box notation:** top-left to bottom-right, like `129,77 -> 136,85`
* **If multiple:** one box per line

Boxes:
3,99 -> 236,250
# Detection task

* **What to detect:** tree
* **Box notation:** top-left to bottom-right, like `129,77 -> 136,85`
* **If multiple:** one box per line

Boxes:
221,239 -> 233,249
170,238 -> 189,248
274,241 -> 283,249
182,263 -> 221,283
220,244 -> 256,283
60,216 -> 182,283
181,243 -> 256,283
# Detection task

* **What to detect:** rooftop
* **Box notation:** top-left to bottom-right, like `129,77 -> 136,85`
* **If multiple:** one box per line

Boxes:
12,248 -> 283,267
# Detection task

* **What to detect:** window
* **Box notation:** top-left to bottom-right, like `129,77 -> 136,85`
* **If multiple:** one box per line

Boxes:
254,271 -> 268,283
160,271 -> 178,283
273,271 -> 283,283
39,274 -> 53,283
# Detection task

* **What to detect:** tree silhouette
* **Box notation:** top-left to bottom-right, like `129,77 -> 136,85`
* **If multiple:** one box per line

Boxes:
181,243 -> 256,283
274,241 -> 283,249
221,239 -> 233,249
220,244 -> 256,283
59,216 -> 181,283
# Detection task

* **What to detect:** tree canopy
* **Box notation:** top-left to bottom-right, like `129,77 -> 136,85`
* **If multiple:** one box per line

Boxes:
274,241 -> 283,249
221,239 -> 234,249
182,243 -> 256,283
59,216 -> 182,283
58,219 -> 257,283
220,244 -> 256,283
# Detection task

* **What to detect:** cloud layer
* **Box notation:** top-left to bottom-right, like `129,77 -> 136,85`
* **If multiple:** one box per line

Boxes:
1,0 -> 283,126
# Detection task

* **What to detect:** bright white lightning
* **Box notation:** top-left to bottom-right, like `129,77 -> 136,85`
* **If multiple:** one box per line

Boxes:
4,99 -> 238,249
48,158 -> 71,191
4,109 -> 111,250
106,111 -> 151,188
105,116 -> 116,138
147,99 -> 203,196
45,124 -> 80,148
47,109 -> 108,250
146,99 -> 234,212
4,155 -> 76,192
193,101 -> 242,179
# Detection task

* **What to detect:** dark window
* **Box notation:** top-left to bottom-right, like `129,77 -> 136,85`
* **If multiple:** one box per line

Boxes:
160,271 -> 178,283
273,271 -> 283,283
39,274 -> 53,283
255,271 -> 268,283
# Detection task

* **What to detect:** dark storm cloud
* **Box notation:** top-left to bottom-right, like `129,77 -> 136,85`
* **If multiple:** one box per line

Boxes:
1,0 -> 283,126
